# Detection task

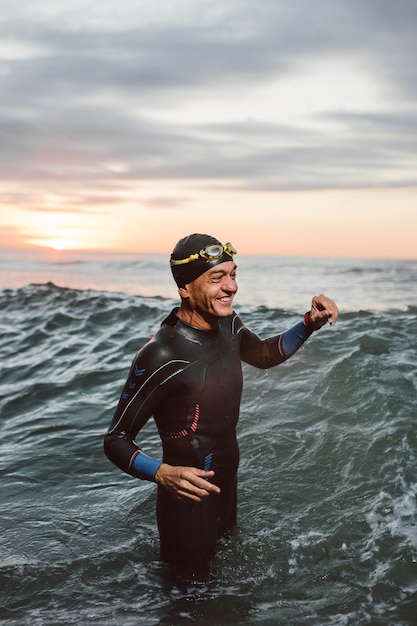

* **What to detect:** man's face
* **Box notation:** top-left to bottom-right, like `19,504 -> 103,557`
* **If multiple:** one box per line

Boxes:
180,261 -> 238,329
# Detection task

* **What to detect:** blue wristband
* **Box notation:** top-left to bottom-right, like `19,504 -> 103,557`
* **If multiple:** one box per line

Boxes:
280,320 -> 312,357
131,451 -> 162,482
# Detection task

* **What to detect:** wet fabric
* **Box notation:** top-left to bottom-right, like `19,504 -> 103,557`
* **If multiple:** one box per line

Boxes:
104,308 -> 313,568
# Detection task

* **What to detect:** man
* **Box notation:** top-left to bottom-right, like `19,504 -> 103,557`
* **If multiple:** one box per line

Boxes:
104,233 -> 338,574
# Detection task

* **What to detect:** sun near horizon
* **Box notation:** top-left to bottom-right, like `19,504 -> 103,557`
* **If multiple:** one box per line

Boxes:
50,240 -> 68,251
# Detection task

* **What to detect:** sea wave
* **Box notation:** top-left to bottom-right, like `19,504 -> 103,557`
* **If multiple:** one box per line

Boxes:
1,282 -> 417,625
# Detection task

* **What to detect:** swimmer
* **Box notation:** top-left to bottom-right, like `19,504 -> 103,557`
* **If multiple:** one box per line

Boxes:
104,233 -> 338,574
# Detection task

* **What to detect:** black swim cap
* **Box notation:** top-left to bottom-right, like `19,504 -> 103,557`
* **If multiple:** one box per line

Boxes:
170,233 -> 235,288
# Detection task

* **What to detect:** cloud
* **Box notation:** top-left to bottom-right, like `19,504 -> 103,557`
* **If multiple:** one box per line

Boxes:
1,0 -> 417,199
142,197 -> 189,210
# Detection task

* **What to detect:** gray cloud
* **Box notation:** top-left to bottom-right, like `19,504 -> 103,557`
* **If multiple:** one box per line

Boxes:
1,0 -> 417,195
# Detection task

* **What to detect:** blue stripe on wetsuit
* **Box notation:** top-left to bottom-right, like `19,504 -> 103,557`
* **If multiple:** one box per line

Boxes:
131,451 -> 162,481
280,320 -> 314,357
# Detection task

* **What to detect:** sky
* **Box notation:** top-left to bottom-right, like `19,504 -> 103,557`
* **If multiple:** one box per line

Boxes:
1,0 -> 416,258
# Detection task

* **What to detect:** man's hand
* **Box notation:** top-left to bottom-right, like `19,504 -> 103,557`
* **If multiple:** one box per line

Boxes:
155,463 -> 221,502
309,294 -> 339,329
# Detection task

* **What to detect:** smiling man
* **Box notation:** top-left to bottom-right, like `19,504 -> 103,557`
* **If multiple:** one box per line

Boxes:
104,233 -> 338,577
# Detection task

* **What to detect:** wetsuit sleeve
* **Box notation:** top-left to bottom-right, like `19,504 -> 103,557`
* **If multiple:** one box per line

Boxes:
239,314 -> 316,369
104,341 -> 187,482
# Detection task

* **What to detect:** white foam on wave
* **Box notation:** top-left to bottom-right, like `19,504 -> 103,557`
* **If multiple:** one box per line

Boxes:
364,438 -> 417,563
288,530 -> 329,575
363,486 -> 417,557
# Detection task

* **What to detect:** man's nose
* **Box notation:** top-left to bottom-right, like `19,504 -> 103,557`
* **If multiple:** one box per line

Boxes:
222,277 -> 237,292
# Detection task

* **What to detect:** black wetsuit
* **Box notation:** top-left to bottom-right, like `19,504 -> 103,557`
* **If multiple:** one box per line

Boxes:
104,308 -> 314,569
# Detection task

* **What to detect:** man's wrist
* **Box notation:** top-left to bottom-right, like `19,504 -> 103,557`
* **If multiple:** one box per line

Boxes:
304,311 -> 320,330
154,463 -> 168,484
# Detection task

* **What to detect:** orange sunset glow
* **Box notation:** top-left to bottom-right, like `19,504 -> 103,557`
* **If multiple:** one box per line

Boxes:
2,187 -> 416,259
1,2 -> 417,260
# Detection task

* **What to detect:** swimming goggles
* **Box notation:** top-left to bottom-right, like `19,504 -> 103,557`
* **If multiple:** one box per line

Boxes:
170,242 -> 237,265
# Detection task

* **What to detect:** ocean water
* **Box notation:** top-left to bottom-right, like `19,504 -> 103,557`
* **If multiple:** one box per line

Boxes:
1,249 -> 416,626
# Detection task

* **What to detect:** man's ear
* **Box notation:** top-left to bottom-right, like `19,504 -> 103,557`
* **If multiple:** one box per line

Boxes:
178,286 -> 189,299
